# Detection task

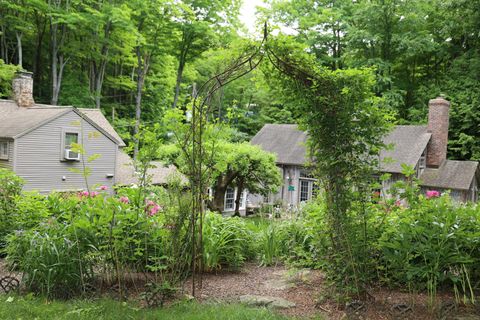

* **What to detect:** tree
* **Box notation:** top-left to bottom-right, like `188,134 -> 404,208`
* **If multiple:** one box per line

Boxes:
209,142 -> 281,216
171,0 -> 241,109
130,0 -> 174,160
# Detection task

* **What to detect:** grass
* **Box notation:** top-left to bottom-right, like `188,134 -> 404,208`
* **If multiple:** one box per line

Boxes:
0,295 -> 289,320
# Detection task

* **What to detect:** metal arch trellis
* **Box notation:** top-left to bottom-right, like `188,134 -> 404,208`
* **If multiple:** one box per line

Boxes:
186,23 -> 324,296
187,25 -> 268,296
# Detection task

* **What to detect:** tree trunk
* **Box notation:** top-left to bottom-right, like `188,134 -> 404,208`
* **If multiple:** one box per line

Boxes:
209,172 -> 236,213
172,58 -> 185,109
51,21 -> 68,105
133,46 -> 150,161
233,181 -> 244,217
172,29 -> 192,109
34,13 -> 46,95
15,32 -> 22,67
0,25 -> 7,63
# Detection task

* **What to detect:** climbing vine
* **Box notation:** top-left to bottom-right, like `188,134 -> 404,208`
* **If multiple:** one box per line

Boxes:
266,35 -> 393,294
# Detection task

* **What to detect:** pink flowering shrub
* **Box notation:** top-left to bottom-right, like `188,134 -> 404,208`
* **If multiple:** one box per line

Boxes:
119,196 -> 130,204
145,199 -> 162,216
99,185 -> 108,191
426,190 -> 440,199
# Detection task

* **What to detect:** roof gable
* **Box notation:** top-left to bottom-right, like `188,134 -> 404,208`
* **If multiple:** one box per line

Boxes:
380,125 -> 431,173
251,124 -> 307,166
0,100 -> 121,146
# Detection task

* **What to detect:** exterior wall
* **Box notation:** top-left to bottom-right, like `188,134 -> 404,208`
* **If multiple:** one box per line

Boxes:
247,164 -> 317,210
381,173 -> 406,197
0,139 -> 14,169
14,111 -> 117,193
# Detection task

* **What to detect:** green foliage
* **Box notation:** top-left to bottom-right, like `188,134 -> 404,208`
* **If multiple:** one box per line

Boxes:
0,61 -> 19,97
202,212 -> 255,272
267,35 -> 393,294
378,196 -> 480,305
5,184 -> 193,298
0,298 -> 287,320
0,169 -> 24,248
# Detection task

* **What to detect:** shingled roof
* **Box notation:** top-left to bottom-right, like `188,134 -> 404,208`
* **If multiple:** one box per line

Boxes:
379,125 -> 431,173
116,151 -> 187,186
0,100 -> 69,138
80,109 -> 126,147
0,100 -> 121,145
420,160 -> 478,190
251,124 -> 307,165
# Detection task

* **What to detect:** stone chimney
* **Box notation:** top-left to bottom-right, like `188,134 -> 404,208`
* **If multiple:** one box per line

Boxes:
426,97 -> 450,168
12,71 -> 35,108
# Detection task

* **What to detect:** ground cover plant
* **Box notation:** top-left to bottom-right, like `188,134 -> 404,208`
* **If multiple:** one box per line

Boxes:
0,296 -> 288,320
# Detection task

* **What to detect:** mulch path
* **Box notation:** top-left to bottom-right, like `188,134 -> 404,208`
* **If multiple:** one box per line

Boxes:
184,263 -> 480,320
184,263 -> 326,318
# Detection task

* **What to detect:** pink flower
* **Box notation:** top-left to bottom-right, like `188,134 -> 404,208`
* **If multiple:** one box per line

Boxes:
89,191 -> 99,197
395,200 -> 402,207
426,190 -> 440,199
145,200 -> 162,216
119,196 -> 129,204
99,185 -> 108,191
79,190 -> 89,198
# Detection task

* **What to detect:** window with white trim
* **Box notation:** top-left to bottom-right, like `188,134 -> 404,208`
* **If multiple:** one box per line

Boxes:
225,187 -> 235,210
0,141 -> 8,160
64,132 -> 79,160
299,180 -> 311,202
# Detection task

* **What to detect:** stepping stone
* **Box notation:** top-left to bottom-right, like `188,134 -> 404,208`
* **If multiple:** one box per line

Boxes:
452,316 -> 480,320
239,294 -> 296,309
263,278 -> 295,290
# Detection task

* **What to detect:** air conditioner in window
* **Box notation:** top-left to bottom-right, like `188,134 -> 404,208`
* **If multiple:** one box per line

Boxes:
65,149 -> 80,160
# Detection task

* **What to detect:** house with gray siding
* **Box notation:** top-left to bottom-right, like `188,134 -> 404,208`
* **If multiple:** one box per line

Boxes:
249,97 -> 479,207
247,124 -> 316,210
0,72 -> 125,193
1,71 -> 184,193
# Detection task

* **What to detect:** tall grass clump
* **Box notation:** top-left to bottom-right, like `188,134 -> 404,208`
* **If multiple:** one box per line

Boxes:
202,212 -> 255,271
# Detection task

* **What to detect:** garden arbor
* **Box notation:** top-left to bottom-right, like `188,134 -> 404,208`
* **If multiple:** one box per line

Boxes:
184,26 -> 390,296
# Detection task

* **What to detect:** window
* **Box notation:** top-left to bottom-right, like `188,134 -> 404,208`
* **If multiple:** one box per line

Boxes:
299,180 -> 311,202
0,141 -> 8,160
239,190 -> 245,208
225,187 -> 235,210
417,149 -> 426,176
64,132 -> 79,160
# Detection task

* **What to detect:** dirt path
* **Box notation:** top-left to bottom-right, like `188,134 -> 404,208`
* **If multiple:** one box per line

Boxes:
185,263 -> 480,320
184,263 -> 331,318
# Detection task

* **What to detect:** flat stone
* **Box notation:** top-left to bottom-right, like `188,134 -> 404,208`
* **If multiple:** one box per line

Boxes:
452,316 -> 480,320
286,269 -> 312,284
263,278 -> 295,290
239,294 -> 296,309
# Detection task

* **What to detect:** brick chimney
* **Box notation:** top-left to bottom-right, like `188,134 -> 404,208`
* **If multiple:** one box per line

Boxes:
426,97 -> 450,168
12,71 -> 35,108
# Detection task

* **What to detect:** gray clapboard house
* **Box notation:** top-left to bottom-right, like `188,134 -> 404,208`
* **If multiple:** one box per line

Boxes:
0,72 -> 126,193
0,72 -> 185,193
249,97 -> 479,206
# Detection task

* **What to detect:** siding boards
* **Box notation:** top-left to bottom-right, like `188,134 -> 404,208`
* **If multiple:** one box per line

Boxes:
15,111 -> 117,193
0,139 -> 14,169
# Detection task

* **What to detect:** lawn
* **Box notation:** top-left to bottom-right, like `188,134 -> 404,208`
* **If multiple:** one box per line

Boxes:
0,296 -> 288,320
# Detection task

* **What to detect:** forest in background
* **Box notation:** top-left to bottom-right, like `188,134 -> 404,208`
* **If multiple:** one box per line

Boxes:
0,0 -> 479,160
